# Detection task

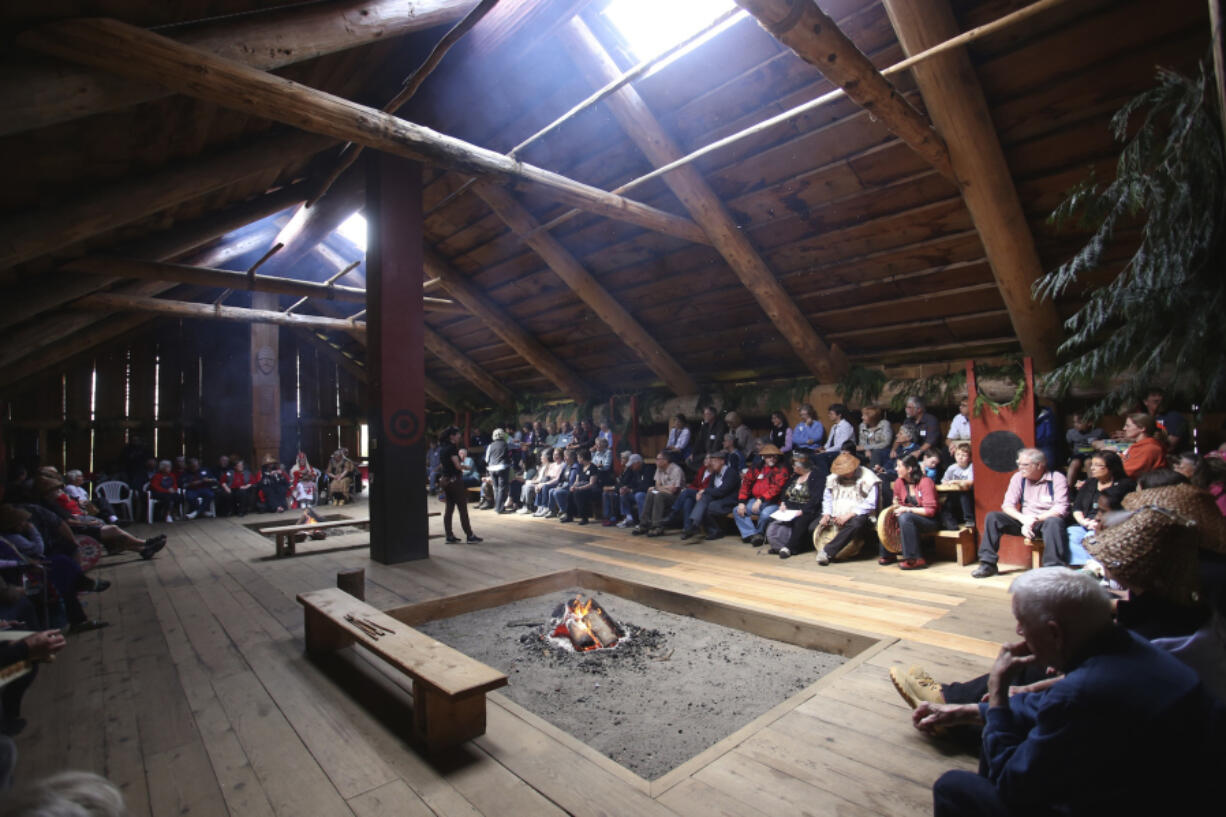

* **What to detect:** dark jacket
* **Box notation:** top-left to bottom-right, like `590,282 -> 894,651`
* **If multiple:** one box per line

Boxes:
696,419 -> 727,455
705,464 -> 741,501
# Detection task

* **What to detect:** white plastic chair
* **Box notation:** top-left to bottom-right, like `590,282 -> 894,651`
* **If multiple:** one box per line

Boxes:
95,480 -> 134,522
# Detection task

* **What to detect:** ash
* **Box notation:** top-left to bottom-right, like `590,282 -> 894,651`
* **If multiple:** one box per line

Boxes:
416,588 -> 845,780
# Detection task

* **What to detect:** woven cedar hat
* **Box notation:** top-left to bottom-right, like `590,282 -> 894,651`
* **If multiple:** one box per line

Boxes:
1087,506 -> 1203,605
831,452 -> 861,478
1121,483 -> 1226,554
758,444 -> 782,457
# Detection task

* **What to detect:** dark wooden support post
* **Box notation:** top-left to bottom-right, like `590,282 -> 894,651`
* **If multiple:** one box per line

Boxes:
251,293 -> 281,467
366,153 -> 429,564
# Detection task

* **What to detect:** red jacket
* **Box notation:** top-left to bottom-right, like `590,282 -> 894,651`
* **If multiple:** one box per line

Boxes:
892,476 -> 938,516
686,469 -> 713,492
150,473 -> 178,495
1122,436 -> 1167,478
738,464 -> 789,503
228,470 -> 259,490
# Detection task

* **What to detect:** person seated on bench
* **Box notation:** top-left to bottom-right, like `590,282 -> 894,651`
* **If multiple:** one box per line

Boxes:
814,452 -> 881,565
858,404 -> 893,471
181,458 -> 218,518
971,448 -> 1070,578
635,452 -> 685,537
908,568 -> 1225,817
879,455 -> 938,571
326,448 -> 356,505
610,453 -> 653,528
532,448 -> 570,517
946,397 -> 972,455
36,475 -> 164,559
732,445 -> 788,546
679,450 -> 740,543
671,455 -> 713,536
555,448 -> 599,525
939,443 -> 976,529
1066,451 -> 1134,567
228,459 -> 260,517
763,453 -> 822,559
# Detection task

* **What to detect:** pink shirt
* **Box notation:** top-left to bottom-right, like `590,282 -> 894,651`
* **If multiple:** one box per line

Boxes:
1001,470 -> 1069,517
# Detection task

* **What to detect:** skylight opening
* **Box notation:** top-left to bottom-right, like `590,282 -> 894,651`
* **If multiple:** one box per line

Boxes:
337,212 -> 368,251
601,0 -> 737,63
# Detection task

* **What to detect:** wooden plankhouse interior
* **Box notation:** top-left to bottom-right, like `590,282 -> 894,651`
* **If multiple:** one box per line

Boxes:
0,1 -> 1217,814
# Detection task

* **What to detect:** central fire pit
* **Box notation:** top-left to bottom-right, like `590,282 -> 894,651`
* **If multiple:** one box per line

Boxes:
393,571 -> 879,783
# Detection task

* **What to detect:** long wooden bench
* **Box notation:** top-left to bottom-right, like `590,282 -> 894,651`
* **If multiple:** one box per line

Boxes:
297,587 -> 508,753
264,517 -> 371,557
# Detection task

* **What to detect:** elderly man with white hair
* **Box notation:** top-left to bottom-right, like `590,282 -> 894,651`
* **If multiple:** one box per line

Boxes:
972,448 -> 1069,578
916,568 -> 1224,817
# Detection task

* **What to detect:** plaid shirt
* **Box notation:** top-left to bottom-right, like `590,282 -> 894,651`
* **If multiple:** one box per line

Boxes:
739,464 -> 789,503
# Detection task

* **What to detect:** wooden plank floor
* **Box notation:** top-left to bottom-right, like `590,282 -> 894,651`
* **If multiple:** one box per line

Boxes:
13,498 -> 1021,815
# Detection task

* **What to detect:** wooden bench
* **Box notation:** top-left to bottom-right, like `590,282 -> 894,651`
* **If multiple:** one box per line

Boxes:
925,528 -> 979,566
999,533 -> 1044,570
264,517 -> 370,557
297,588 -> 507,753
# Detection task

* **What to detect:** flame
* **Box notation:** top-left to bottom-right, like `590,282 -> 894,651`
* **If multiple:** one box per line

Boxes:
551,595 -> 610,652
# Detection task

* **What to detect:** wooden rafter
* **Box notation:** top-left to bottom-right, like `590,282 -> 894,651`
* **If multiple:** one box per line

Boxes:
883,0 -> 1062,370
560,18 -> 847,383
733,0 -> 954,181
0,180 -> 310,332
424,248 -> 593,400
422,325 -> 515,407
74,292 -> 368,334
0,129 -> 334,272
262,169 -> 366,274
0,0 -> 481,137
19,19 -> 710,248
62,257 -> 467,315
474,181 -> 699,397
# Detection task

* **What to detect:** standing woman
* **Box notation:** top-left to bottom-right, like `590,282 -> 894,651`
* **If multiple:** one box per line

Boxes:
881,455 -> 939,570
485,429 -> 511,514
439,427 -> 482,544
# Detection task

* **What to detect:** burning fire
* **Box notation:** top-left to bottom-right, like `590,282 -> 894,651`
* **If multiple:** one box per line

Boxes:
551,595 -> 621,652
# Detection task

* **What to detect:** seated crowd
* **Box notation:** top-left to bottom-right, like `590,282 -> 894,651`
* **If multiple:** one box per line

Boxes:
432,387 -> 1225,576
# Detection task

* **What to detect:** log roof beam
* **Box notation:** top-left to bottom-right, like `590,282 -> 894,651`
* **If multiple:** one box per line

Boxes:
0,128 -> 335,272
423,248 -> 593,401
74,292 -> 369,334
560,17 -> 847,383
474,181 -> 699,397
18,19 -> 710,249
60,257 -> 466,314
422,325 -> 515,407
733,0 -> 954,181
883,0 -> 1062,370
1,0 -> 481,137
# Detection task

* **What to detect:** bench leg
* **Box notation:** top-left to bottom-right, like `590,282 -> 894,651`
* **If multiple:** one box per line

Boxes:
412,683 -> 487,752
304,606 -> 355,654
954,528 -> 978,566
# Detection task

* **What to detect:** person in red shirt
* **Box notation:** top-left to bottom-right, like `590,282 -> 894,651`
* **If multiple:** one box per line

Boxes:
881,454 -> 939,570
732,444 -> 789,545
227,459 -> 261,517
1117,413 -> 1169,478
149,460 -> 184,522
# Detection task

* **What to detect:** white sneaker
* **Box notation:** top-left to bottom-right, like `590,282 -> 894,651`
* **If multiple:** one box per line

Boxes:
204,509 -> 216,518
165,515 -> 174,523
616,518 -> 633,528
816,551 -> 830,565
185,510 -> 199,520
516,507 -> 531,515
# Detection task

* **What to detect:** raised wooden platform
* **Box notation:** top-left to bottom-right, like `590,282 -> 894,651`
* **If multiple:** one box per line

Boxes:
14,496 -> 1022,816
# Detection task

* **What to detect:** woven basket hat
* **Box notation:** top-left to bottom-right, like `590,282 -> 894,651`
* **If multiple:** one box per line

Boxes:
1086,506 -> 1203,605
831,452 -> 861,478
1121,483 -> 1226,554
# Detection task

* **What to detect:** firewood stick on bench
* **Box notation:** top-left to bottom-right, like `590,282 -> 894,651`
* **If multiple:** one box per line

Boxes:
297,588 -> 507,753
263,517 -> 370,557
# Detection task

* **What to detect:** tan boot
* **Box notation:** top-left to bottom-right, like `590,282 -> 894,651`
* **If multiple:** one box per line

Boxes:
889,664 -> 946,710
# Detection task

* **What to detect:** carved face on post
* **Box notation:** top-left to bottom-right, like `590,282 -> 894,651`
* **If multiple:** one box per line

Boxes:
255,345 -> 276,376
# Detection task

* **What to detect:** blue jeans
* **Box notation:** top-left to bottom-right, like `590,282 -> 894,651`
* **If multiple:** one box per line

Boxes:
733,500 -> 779,538
671,488 -> 700,528
1068,525 -> 1091,565
620,491 -> 647,520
